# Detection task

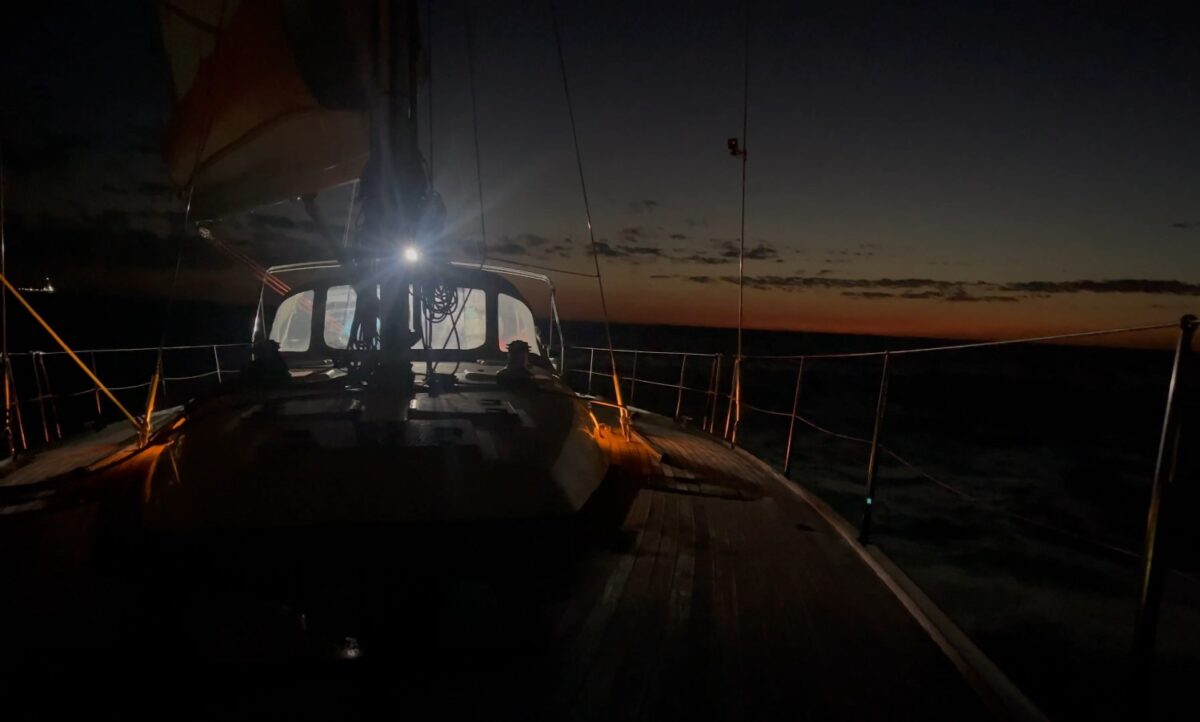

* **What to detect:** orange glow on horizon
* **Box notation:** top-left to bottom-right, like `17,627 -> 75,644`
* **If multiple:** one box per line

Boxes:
550,275 -> 1194,350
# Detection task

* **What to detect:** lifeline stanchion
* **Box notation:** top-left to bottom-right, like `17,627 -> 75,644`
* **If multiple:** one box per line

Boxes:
36,352 -> 62,440
30,353 -> 49,444
629,351 -> 639,404
674,354 -> 688,419
782,359 -> 805,477
1131,314 -> 1197,705
586,347 -> 595,396
709,354 -> 723,434
212,345 -> 223,384
859,351 -> 891,544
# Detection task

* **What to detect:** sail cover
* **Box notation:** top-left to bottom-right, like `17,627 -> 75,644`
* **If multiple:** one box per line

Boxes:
159,1 -> 422,220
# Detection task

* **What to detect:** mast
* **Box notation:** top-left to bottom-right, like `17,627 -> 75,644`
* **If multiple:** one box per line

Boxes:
356,0 -> 429,254
352,0 -> 428,371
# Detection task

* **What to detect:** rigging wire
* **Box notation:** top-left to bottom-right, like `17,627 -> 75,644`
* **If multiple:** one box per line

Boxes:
465,12 -> 488,266
143,188 -> 195,438
1,143 -> 5,396
743,321 -> 1181,361
144,0 -> 229,440
157,189 -> 193,343
481,256 -> 598,278
465,25 -> 594,284
731,0 -> 751,445
0,142 -> 25,454
416,10 -> 494,377
1,142 -> 9,448
426,0 -> 435,190
198,227 -> 289,295
548,0 -> 628,431
340,180 -> 359,249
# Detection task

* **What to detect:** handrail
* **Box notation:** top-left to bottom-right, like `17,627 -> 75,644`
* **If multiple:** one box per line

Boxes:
572,345 -> 719,358
571,371 -> 715,396
6,342 -> 250,358
2,342 -> 249,456
15,370 -> 243,405
744,321 -> 1178,361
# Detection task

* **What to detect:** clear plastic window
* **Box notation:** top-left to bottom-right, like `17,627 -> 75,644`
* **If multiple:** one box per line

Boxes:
322,285 -> 486,351
414,288 -> 487,350
324,285 -> 357,349
498,293 -> 541,354
269,290 -> 314,352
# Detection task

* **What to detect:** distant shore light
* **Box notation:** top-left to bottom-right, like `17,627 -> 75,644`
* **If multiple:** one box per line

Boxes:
18,277 -> 56,294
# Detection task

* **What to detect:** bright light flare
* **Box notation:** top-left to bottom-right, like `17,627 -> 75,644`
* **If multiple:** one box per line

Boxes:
403,246 -> 420,263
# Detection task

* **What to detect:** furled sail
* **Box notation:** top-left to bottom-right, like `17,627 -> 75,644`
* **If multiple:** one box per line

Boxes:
159,0 -> 426,227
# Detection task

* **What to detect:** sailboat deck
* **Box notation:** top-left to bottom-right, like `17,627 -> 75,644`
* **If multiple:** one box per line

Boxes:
0,408 -> 182,492
494,412 -> 992,720
0,409 -> 1001,720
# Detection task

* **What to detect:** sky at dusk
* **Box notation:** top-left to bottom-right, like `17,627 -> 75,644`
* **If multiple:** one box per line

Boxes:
1,1 -> 1198,345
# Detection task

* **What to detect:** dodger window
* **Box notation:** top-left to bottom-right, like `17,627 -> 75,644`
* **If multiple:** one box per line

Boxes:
269,290 -> 315,352
498,293 -> 540,354
322,285 -> 487,351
